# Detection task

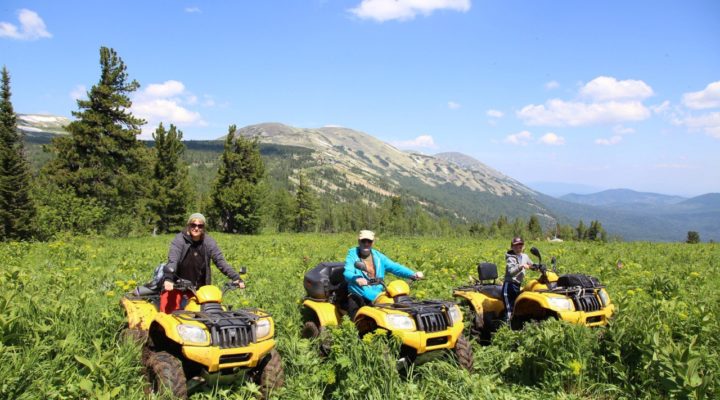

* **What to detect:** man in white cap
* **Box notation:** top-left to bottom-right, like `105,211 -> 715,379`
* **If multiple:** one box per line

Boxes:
343,230 -> 423,317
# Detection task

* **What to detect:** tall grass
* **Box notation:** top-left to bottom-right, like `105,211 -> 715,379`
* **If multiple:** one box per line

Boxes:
0,234 -> 717,399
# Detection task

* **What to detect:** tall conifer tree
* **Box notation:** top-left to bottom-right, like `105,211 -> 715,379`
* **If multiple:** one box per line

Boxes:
44,47 -> 149,229
0,66 -> 35,240
293,173 -> 317,232
149,123 -> 190,233
210,125 -> 265,233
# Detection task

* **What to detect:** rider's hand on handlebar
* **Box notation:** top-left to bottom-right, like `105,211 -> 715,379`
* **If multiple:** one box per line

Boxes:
233,279 -> 245,289
356,278 -> 368,286
414,271 -> 425,280
163,280 -> 174,291
524,263 -> 534,270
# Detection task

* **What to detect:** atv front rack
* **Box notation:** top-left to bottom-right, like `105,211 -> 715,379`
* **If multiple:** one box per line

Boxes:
375,300 -> 454,333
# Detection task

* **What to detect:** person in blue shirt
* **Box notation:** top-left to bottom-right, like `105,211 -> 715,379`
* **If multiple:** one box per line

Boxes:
343,230 -> 423,317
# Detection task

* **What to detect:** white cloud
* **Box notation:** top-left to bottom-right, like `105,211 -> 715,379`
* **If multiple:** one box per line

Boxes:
545,80 -> 559,90
349,0 -> 471,22
504,130 -> 532,146
595,135 -> 623,145
0,9 -> 52,40
651,100 -> 671,114
613,125 -> 635,135
185,7 -> 201,13
682,81 -> 720,110
518,99 -> 651,126
69,85 -> 86,101
145,80 -> 185,97
448,101 -> 461,109
131,80 -> 206,137
676,112 -> 720,139
391,134 -> 437,149
486,109 -> 503,118
579,76 -> 654,101
539,132 -> 565,145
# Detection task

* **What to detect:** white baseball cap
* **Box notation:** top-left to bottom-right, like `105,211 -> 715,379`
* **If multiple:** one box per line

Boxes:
358,230 -> 375,241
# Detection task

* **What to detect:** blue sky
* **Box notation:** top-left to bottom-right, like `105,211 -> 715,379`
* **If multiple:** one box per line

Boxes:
1,0 -> 719,196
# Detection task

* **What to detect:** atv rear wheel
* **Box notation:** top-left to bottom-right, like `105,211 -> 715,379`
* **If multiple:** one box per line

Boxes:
454,335 -> 474,371
254,349 -> 284,398
145,351 -> 187,399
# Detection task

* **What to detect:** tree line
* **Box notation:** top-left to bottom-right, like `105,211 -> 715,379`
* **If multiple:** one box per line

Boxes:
1,47 -> 610,242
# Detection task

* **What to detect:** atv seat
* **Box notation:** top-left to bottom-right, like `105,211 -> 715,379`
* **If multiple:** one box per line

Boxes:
477,285 -> 503,300
135,285 -> 160,296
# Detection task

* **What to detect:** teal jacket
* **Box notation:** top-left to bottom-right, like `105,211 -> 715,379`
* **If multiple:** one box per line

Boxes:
343,247 -> 415,302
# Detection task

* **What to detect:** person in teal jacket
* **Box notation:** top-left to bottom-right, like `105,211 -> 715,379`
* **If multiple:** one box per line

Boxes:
343,230 -> 423,317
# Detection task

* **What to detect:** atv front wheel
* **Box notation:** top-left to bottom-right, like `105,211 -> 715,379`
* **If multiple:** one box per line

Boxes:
454,335 -> 474,371
145,351 -> 187,399
301,321 -> 332,356
254,349 -> 284,398
301,320 -> 320,339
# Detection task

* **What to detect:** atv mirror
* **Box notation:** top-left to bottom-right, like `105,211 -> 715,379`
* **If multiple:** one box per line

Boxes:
550,257 -> 557,272
530,247 -> 541,259
354,260 -> 368,272
238,266 -> 247,275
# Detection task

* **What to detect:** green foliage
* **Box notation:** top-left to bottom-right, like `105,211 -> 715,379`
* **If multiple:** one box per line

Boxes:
0,66 -> 35,240
527,215 -> 542,240
686,231 -> 700,244
148,123 -> 191,234
2,236 -> 717,399
209,125 -> 266,234
42,47 -> 150,234
294,173 -> 317,232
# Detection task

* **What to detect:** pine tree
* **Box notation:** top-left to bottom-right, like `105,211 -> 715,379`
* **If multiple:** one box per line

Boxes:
576,220 -> 587,240
149,123 -> 191,234
527,215 -> 543,239
271,188 -> 295,232
210,125 -> 265,234
294,173 -> 317,232
43,47 -> 149,230
686,231 -> 700,244
0,66 -> 35,240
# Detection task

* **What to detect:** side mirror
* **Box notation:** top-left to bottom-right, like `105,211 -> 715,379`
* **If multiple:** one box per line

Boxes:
238,266 -> 247,275
550,256 -> 557,272
354,260 -> 367,272
530,247 -> 541,259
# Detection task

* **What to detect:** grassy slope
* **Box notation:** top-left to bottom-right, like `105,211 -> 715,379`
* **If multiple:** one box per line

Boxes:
1,235 -> 717,399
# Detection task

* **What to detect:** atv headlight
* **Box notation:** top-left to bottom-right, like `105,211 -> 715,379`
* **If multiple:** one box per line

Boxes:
598,289 -> 610,306
547,297 -> 574,311
447,305 -> 462,326
256,318 -> 272,340
177,324 -> 208,344
385,314 -> 415,330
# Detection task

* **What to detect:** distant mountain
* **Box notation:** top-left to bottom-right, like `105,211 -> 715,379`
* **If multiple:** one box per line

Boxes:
17,114 -> 70,139
527,181 -> 605,197
557,189 -> 720,241
228,123 -> 554,223
561,189 -> 687,207
18,115 -> 720,241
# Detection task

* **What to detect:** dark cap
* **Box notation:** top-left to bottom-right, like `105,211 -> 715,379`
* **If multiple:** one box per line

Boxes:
511,237 -> 524,246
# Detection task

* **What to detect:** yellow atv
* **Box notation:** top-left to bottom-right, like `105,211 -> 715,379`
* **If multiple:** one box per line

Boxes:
454,247 -> 615,340
301,261 -> 473,371
120,270 -> 283,399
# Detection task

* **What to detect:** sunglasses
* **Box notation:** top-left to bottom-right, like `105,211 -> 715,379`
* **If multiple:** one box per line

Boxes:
189,223 -> 205,229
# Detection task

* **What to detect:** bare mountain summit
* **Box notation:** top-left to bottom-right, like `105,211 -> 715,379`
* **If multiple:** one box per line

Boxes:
234,123 -> 535,199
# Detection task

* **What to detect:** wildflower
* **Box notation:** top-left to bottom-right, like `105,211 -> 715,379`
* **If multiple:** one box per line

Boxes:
568,360 -> 582,376
106,290 -> 115,297
689,272 -> 700,278
626,289 -> 635,296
